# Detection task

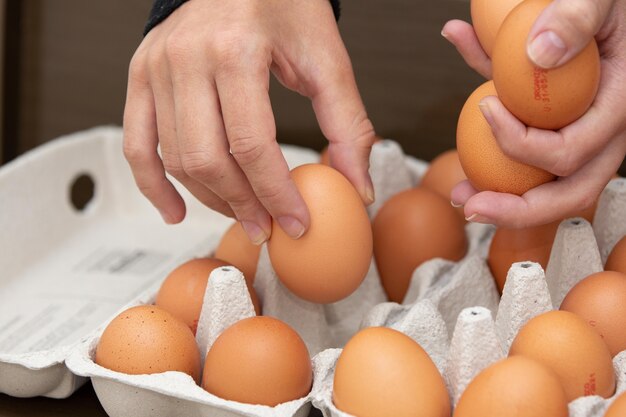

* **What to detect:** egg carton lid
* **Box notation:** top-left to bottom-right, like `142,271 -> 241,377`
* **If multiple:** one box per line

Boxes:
0,126 -> 321,398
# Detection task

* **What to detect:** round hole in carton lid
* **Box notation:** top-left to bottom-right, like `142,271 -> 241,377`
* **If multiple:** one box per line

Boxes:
570,219 -> 582,226
69,173 -> 95,212
520,263 -> 532,268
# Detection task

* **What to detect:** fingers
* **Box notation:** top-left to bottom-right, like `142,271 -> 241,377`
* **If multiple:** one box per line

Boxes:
460,133 -> 626,228
480,51 -> 626,177
307,47 -> 376,206
216,60 -> 310,240
169,52 -> 272,243
527,0 -> 615,68
150,51 -> 235,220
123,57 -> 186,224
441,20 -> 492,79
450,180 -> 480,209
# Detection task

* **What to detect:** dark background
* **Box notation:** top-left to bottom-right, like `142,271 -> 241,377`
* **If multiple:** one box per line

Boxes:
0,0 -> 484,166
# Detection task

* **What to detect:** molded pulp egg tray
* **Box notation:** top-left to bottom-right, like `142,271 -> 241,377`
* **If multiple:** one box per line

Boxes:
0,126 -> 625,417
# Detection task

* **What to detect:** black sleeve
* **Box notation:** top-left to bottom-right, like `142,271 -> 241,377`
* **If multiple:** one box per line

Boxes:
144,0 -> 341,36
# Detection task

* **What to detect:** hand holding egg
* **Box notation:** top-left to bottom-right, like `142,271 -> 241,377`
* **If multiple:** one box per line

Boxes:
442,0 -> 626,228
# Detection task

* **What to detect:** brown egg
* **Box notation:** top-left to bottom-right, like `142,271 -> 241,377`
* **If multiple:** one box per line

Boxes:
605,235 -> 626,274
420,149 -> 467,218
560,270 -> 626,357
457,81 -> 555,195
471,0 -> 523,57
488,221 -> 559,293
454,356 -> 568,417
492,0 -> 601,130
202,316 -> 312,406
509,310 -> 616,401
155,258 -> 261,334
267,164 -> 373,304
605,391 -> 626,417
373,187 -> 467,303
333,327 -> 450,417
95,305 -> 202,383
214,221 -> 261,284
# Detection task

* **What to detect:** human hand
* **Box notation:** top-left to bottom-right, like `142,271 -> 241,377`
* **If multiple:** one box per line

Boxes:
123,0 -> 376,243
442,0 -> 626,227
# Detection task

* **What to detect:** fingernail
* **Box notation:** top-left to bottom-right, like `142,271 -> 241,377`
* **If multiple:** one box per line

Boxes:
365,186 -> 376,205
451,200 -> 464,208
465,213 -> 494,224
441,29 -> 449,39
277,216 -> 306,239
241,221 -> 269,245
478,99 -> 495,126
528,31 -> 567,68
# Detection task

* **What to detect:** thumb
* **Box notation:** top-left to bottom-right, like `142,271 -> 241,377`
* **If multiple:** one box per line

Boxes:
527,0 -> 613,68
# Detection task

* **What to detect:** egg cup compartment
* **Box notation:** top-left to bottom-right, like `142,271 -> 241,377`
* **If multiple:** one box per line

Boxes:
67,266 -> 314,417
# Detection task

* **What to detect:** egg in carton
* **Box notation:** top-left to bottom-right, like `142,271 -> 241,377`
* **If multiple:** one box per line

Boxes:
67,265 -> 318,417
311,177 -> 626,417
61,138 -> 490,417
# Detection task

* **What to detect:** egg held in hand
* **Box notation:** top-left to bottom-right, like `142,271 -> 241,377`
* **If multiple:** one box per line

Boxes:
457,81 -> 555,195
492,0 -> 600,130
95,305 -> 202,383
268,164 -> 373,304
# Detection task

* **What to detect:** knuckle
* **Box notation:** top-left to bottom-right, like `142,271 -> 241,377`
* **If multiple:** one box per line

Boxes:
229,133 -> 266,166
212,30 -> 268,71
164,33 -> 194,66
123,141 -> 148,165
551,153 -> 578,177
128,54 -> 149,85
181,151 -> 223,180
161,151 -> 185,178
254,182 -> 286,202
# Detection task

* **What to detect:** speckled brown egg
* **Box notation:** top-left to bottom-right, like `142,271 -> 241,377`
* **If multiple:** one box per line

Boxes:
560,270 -> 626,357
373,187 -> 467,303
454,356 -> 568,417
509,310 -> 616,401
492,0 -> 600,129
95,305 -> 201,383
267,164 -> 373,304
156,258 -> 260,334
457,81 -> 555,195
333,327 -> 450,417
605,236 -> 626,274
202,316 -> 312,406
488,221 -> 559,293
214,221 -> 261,284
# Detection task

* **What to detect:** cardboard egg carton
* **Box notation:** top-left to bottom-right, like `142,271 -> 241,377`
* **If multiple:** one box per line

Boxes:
2,126 -> 625,417
0,126 -> 320,400
312,178 -> 626,417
